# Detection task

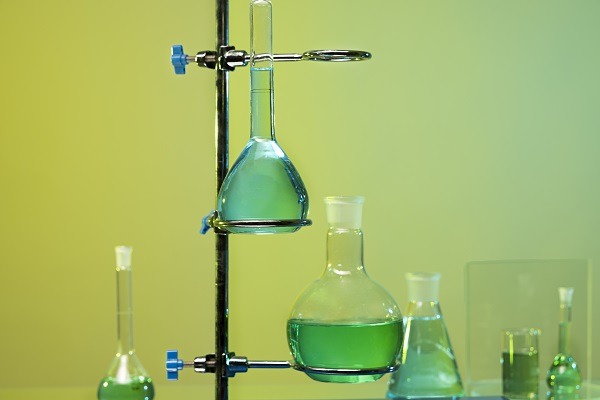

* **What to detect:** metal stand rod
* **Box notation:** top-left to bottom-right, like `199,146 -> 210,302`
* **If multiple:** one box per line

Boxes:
215,0 -> 229,399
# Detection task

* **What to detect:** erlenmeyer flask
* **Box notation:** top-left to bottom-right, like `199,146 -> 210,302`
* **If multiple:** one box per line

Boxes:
287,196 -> 403,383
216,0 -> 308,234
546,287 -> 582,396
98,246 -> 154,400
387,272 -> 463,399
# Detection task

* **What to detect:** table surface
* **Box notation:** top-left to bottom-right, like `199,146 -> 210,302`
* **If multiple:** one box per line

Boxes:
2,382 -> 599,400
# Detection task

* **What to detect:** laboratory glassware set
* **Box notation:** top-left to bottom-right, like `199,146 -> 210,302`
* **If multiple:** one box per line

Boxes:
95,1 -> 584,400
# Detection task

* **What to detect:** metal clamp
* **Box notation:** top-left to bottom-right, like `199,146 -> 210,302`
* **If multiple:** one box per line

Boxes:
171,45 -> 371,74
199,210 -> 312,235
166,350 -> 292,379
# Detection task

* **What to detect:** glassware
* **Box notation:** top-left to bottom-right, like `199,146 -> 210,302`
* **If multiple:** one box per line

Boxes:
216,0 -> 309,234
287,196 -> 403,383
546,287 -> 582,395
98,246 -> 154,400
387,272 -> 464,399
501,328 -> 540,400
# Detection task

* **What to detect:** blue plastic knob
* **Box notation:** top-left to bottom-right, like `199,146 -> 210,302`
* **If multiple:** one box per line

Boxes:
200,211 -> 214,234
166,349 -> 184,380
171,45 -> 189,75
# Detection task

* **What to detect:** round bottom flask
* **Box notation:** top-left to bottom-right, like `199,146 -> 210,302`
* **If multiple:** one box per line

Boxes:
287,196 -> 403,383
387,272 -> 463,399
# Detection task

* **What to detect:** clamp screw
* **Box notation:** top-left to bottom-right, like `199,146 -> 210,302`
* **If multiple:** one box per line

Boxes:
171,45 -> 189,75
166,349 -> 184,380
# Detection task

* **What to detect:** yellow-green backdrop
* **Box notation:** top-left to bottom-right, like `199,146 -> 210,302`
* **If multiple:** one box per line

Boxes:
1,0 -> 599,399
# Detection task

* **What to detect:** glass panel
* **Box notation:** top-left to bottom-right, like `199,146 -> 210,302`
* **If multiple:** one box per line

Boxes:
465,259 -> 594,398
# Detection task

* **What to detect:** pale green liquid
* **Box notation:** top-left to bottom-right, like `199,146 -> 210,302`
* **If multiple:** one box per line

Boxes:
97,376 -> 154,400
217,67 -> 308,234
287,319 -> 403,383
502,351 -> 539,399
217,138 -> 308,233
387,316 -> 463,399
547,354 -> 581,393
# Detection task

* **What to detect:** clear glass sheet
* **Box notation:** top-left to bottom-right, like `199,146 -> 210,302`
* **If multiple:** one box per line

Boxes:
465,259 -> 596,397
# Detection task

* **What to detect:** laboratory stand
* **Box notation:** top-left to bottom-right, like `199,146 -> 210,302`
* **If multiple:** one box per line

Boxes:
165,1 -> 376,400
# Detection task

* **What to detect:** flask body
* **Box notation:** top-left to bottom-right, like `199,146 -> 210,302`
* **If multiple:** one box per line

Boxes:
217,136 -> 308,234
387,273 -> 463,399
287,196 -> 403,383
98,359 -> 154,400
546,352 -> 581,394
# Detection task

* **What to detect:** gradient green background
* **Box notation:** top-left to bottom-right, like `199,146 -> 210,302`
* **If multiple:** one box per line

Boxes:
1,0 -> 599,399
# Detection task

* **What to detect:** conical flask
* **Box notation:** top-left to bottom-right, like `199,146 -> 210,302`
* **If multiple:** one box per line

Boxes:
98,246 -> 154,400
216,0 -> 309,234
287,196 -> 403,383
387,272 -> 463,399
546,287 -> 582,396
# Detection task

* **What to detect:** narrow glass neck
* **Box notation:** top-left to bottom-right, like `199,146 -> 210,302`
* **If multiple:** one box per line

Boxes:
558,303 -> 572,355
406,300 -> 442,318
250,0 -> 275,140
250,68 -> 275,140
116,267 -> 135,355
325,228 -> 365,276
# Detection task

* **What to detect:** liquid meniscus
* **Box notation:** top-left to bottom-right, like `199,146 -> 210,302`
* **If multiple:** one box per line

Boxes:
287,319 -> 403,383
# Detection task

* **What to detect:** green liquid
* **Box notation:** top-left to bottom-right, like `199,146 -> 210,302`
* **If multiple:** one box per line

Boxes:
502,351 -> 539,399
546,354 -> 581,393
287,319 -> 403,383
387,316 -> 463,399
217,138 -> 308,233
97,376 -> 154,400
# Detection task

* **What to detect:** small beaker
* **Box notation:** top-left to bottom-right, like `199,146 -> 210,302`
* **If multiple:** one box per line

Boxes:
502,328 -> 540,399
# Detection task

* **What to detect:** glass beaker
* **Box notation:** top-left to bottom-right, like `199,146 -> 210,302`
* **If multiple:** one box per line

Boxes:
546,287 -> 582,396
98,246 -> 154,400
287,196 -> 403,383
502,328 -> 540,400
216,0 -> 309,234
387,272 -> 464,399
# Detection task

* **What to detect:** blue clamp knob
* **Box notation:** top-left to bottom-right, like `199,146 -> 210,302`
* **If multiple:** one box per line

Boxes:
166,349 -> 184,380
200,211 -> 215,234
171,45 -> 189,75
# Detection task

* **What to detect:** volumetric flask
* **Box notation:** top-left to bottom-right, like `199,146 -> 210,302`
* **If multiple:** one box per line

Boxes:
98,246 -> 154,400
387,272 -> 464,399
546,287 -> 581,396
216,0 -> 309,234
287,196 -> 403,383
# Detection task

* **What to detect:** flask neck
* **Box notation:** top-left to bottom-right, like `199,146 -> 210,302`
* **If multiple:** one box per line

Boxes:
324,228 -> 366,276
250,67 -> 275,141
115,267 -> 135,355
250,0 -> 275,141
405,300 -> 442,318
558,303 -> 572,355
